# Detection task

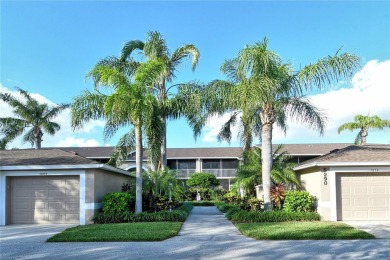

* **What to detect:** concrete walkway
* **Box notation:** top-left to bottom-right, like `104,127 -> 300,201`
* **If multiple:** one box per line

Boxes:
170,206 -> 255,242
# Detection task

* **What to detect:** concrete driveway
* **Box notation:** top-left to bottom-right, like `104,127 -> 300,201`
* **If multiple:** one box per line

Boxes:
343,221 -> 390,239
1,210 -> 389,259
0,224 -> 75,243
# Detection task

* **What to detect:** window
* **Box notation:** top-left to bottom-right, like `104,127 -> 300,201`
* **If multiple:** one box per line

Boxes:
178,160 -> 196,169
167,160 -> 177,169
202,159 -> 220,169
222,159 -> 239,169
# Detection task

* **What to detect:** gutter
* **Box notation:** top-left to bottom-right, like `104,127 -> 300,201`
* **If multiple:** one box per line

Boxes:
294,162 -> 390,171
0,164 -> 136,177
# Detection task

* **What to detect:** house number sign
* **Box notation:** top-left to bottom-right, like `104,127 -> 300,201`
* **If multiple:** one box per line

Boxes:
322,168 -> 328,185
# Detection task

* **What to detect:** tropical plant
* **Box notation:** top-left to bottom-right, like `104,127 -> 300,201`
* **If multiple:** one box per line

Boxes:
0,88 -> 69,149
232,145 -> 299,196
198,38 -> 359,210
71,59 -> 165,213
120,31 -> 200,170
270,183 -> 286,209
338,114 -> 390,145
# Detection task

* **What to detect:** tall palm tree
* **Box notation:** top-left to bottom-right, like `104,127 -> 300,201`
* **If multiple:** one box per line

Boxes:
120,31 -> 200,170
338,114 -> 390,145
198,38 -> 359,210
0,88 -> 69,149
71,59 -> 165,213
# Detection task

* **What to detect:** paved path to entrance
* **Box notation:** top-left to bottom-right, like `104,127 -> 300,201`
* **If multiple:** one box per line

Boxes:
1,207 -> 389,259
170,206 -> 254,242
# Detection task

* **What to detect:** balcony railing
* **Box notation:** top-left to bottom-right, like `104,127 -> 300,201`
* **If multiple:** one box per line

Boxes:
176,169 -> 197,178
202,169 -> 237,178
175,169 -> 236,178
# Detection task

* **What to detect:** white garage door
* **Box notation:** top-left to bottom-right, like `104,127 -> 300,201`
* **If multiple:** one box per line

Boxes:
10,176 -> 80,224
337,173 -> 390,220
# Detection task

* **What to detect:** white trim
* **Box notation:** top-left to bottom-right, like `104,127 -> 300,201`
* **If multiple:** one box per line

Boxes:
1,170 -> 84,177
79,173 -> 86,225
0,174 -> 6,225
329,171 -> 337,221
294,162 -> 390,171
0,164 -> 135,177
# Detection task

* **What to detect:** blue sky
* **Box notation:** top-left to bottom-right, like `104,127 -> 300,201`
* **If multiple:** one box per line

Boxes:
1,1 -> 389,148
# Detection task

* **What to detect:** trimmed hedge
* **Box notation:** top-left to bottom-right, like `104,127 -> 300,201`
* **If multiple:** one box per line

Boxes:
216,202 -> 320,222
228,210 -> 321,222
215,202 -> 240,213
93,202 -> 193,224
191,201 -> 216,206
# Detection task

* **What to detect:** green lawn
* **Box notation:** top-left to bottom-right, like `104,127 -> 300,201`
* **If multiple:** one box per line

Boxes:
236,222 -> 375,240
47,222 -> 183,242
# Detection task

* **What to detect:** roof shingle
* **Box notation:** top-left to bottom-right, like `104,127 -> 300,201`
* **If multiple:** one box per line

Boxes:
0,149 -> 98,166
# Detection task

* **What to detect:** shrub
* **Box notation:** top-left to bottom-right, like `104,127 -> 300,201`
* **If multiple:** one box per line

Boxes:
101,192 -> 135,215
283,191 -> 316,212
215,202 -> 240,213
92,202 -> 193,224
247,198 -> 263,211
270,183 -> 286,209
187,172 -> 219,189
192,201 -> 216,206
228,210 -> 321,222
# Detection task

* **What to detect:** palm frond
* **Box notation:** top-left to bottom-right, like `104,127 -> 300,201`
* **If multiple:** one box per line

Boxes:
298,51 -> 360,90
121,40 -> 145,61
171,44 -> 200,72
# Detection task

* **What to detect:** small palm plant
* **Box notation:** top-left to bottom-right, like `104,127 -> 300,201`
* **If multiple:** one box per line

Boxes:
338,114 -> 390,145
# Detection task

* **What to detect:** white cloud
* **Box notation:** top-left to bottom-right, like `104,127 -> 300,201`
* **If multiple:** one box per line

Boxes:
202,59 -> 390,145
202,112 -> 241,143
55,137 -> 100,147
0,84 -> 106,148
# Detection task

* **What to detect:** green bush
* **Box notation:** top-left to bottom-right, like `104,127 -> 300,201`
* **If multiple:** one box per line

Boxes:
92,202 -> 193,224
283,191 -> 316,212
228,210 -> 321,222
101,192 -> 135,215
192,201 -> 216,206
247,198 -> 263,211
187,172 -> 219,188
215,202 -> 240,213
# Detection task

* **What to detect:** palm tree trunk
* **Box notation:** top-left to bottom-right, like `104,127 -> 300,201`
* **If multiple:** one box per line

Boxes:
361,129 -> 368,145
34,128 -> 43,149
261,122 -> 273,211
135,123 -> 143,213
160,117 -> 167,170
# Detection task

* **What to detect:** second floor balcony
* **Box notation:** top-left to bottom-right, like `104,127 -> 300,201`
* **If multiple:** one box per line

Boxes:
175,168 -> 236,179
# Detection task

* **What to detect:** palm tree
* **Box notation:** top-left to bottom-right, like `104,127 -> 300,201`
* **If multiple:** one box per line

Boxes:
200,38 -> 359,210
71,59 -> 165,213
233,145 -> 299,196
0,88 -> 69,149
120,31 -> 200,170
338,114 -> 390,145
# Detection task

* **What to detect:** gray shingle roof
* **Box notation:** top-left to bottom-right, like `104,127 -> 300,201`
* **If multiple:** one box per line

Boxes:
0,149 -> 98,166
272,143 -> 351,155
56,146 -> 115,158
46,144 -> 354,160
166,147 -> 243,158
295,145 -> 390,170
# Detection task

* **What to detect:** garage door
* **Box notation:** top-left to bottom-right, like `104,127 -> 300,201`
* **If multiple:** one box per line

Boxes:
337,173 -> 390,220
10,176 -> 80,224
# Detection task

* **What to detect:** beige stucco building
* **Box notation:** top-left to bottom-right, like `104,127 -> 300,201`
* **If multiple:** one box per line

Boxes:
0,149 -> 134,225
295,145 -> 390,221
